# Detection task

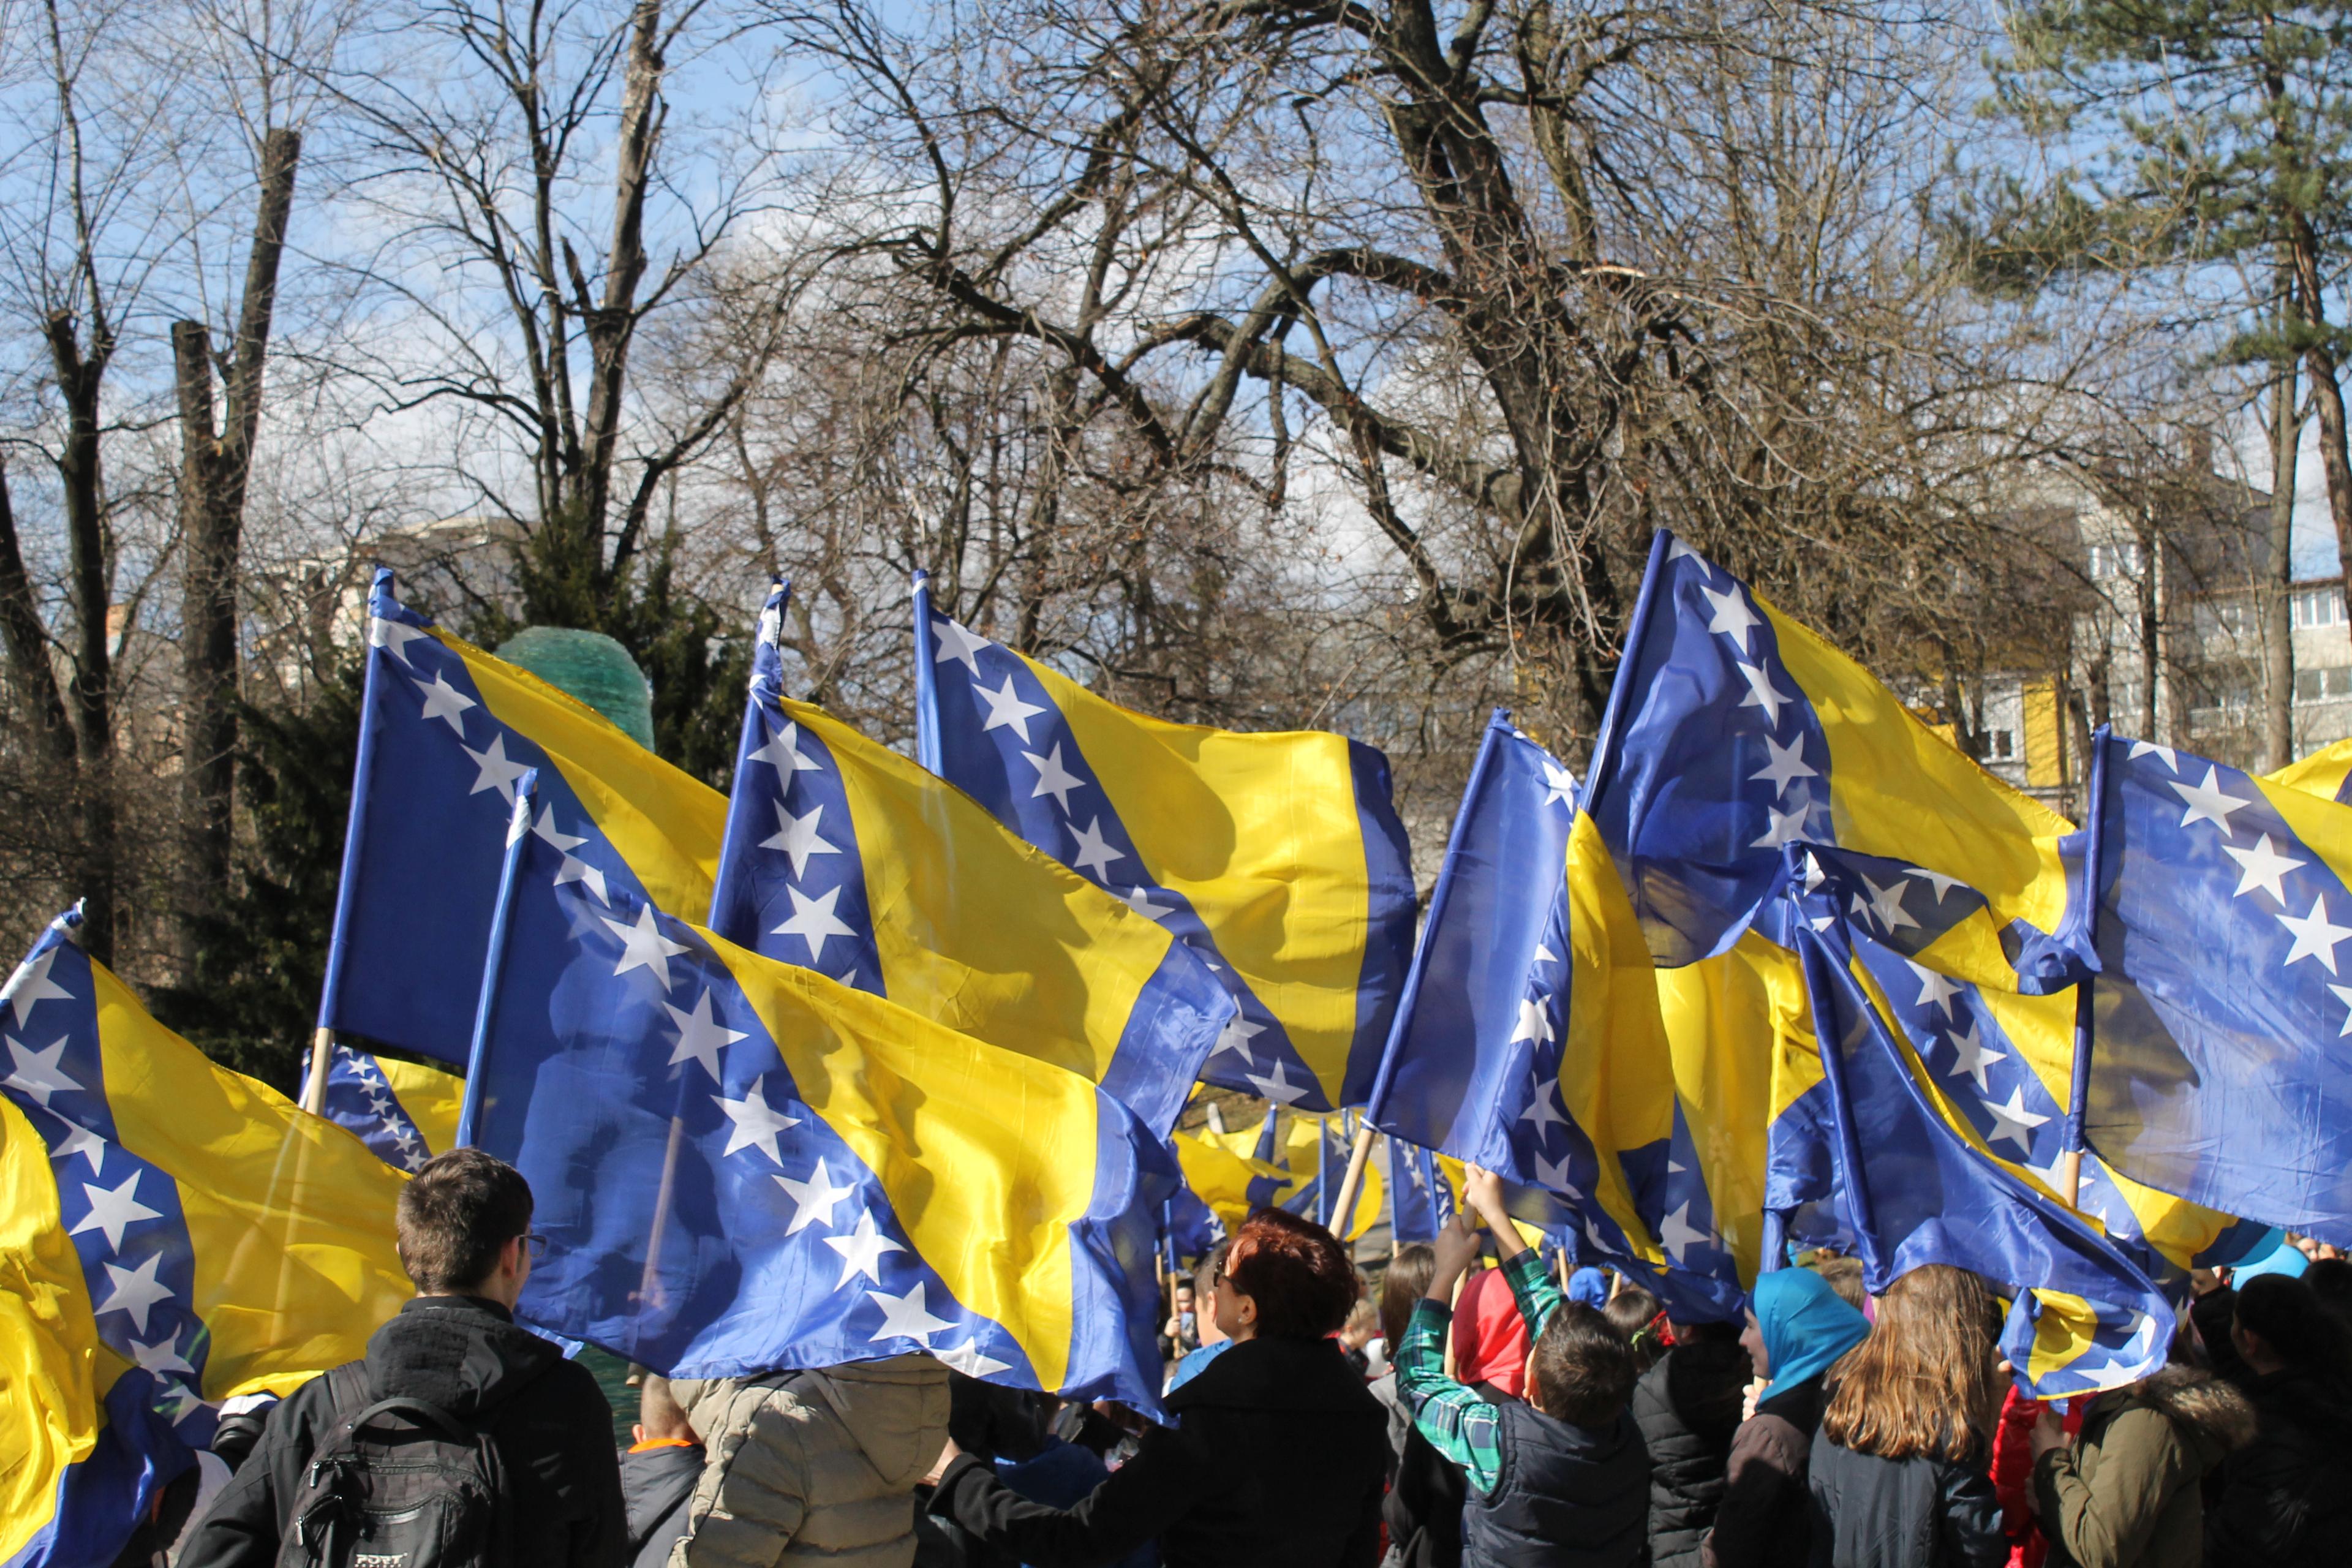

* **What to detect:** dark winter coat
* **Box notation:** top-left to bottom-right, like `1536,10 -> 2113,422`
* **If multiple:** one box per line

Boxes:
1460,1400 -> 1650,1568
177,1294 -> 628,1568
1806,1427 -> 2007,1568
1384,1420 -> 1471,1568
620,1442 -> 704,1568
2202,1368 -> 2352,1568
1702,1376 -> 1830,1568
2032,1365 -> 2255,1568
927,1335 -> 1387,1568
1630,1340 -> 1750,1568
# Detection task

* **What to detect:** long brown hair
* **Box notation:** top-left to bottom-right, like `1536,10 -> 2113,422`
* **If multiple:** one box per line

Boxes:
1820,1265 -> 2002,1464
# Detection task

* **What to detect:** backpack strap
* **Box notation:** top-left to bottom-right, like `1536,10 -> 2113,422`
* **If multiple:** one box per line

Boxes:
320,1362 -> 371,1429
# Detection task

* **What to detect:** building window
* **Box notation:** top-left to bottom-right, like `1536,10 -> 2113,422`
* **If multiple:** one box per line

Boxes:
1986,729 -> 2015,759
2294,666 -> 2352,703
2089,541 -> 2145,579
2293,587 -> 2348,628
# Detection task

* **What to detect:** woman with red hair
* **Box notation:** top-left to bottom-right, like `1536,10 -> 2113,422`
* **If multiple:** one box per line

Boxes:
925,1207 -> 1389,1566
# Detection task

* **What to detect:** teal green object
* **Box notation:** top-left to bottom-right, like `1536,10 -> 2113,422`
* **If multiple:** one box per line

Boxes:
495,626 -> 655,748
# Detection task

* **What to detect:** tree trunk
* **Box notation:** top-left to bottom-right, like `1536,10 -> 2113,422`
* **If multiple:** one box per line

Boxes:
0,464 -> 77,767
176,126 -> 300,970
42,309 -> 116,963
2265,355 -> 2301,771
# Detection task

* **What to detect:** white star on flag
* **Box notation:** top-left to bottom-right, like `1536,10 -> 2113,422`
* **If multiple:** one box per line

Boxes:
774,885 -> 856,962
1121,886 -> 1172,922
72,1171 -> 162,1251
464,733 -> 532,802
713,1076 -> 801,1164
4,1033 -> 81,1107
975,674 -> 1046,742
1245,1058 -> 1310,1107
1700,582 -> 1763,649
1657,1201 -> 1710,1264
867,1281 -> 952,1343
1510,995 -> 1555,1047
1541,763 -> 1576,809
750,718 -> 821,774
825,1210 -> 907,1287
369,614 -> 434,666
2278,893 -> 2352,974
96,1253 -> 175,1334
2127,740 -> 2177,772
1534,943 -> 1559,967
1066,818 -> 1124,880
1733,661 -> 1792,728
2168,766 -> 2250,833
762,800 -> 840,879
1665,535 -> 1706,567
601,905 -> 692,990
2330,983 -> 2352,1036
1532,1149 -> 1580,1195
1981,1084 -> 2051,1152
1905,868 -> 1964,901
1520,1084 -> 1567,1137
1907,960 -> 1962,1017
1207,1016 -> 1265,1065
51,1121 -> 106,1172
935,1340 -> 1011,1378
663,990 -> 748,1081
775,1158 -> 858,1235
535,809 -> 609,903
1749,734 -> 1815,796
1945,1019 -> 2007,1093
2,946 -> 72,1027
412,671 -> 477,734
1022,744 -> 1087,813
1860,875 -> 1917,932
932,616 -> 992,677
1751,802 -> 1807,850
129,1331 -> 195,1378
2221,833 -> 2304,903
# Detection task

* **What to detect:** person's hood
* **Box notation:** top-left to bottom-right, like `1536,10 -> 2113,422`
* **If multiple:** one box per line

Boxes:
363,1295 -> 565,1420
1166,1334 -> 1384,1420
1753,1267 -> 1869,1394
2118,1364 -> 2257,1466
619,1441 -> 703,1537
1567,1268 -> 1611,1308
1450,1267 -> 1530,1401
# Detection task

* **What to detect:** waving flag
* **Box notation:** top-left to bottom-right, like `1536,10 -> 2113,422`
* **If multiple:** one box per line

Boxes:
1785,902 -> 2175,1395
1583,532 -> 2081,987
1171,1129 -> 1286,1235
2268,736 -> 2352,803
1388,1140 -> 1463,1245
1365,713 -> 1743,1317
708,581 -> 1230,1134
0,913 -> 412,1566
322,570 -> 726,1065
467,816 -> 1174,1411
2082,731 -> 2352,1245
910,575 -> 1415,1111
301,1046 -> 461,1174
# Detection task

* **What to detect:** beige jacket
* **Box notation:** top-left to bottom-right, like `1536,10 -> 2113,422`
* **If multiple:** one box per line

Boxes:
668,1354 -> 950,1568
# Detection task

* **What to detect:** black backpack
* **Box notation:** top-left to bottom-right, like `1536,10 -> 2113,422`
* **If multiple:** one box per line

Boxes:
276,1363 -> 515,1568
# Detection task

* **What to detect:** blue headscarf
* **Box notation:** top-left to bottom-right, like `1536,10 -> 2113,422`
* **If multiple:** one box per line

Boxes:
1753,1267 -> 1869,1392
1567,1267 -> 1611,1308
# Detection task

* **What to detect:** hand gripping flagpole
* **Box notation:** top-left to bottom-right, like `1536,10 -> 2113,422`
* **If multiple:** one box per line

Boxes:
455,769 -> 537,1150
2059,726 -> 2112,1210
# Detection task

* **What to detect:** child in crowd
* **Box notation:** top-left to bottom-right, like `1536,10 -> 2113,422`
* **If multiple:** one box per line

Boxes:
618,1374 -> 703,1568
1397,1167 -> 1651,1568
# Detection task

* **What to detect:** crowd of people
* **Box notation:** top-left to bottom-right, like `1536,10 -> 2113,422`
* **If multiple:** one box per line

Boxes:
140,1152 -> 2352,1568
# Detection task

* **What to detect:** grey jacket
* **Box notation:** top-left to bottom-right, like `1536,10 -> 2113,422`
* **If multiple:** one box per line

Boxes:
669,1354 -> 950,1568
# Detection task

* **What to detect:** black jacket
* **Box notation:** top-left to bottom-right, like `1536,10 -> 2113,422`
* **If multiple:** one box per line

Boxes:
1461,1400 -> 1650,1568
1805,1428 -> 2005,1568
1384,1421 -> 1471,1568
620,1441 -> 704,1568
178,1295 -> 628,1568
1630,1341 -> 1749,1568
927,1335 -> 1388,1568
2203,1368 -> 2352,1568
1702,1376 -> 1830,1568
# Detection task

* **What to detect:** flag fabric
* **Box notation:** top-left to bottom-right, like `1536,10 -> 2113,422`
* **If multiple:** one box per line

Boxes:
2267,736 -> 2352,803
2081,731 -> 2352,1245
909,575 -> 1416,1112
1161,1182 -> 1223,1265
1170,1129 -> 1286,1237
1799,845 -> 2254,1284
1582,532 -> 2082,987
321,570 -> 726,1065
1784,899 -> 2176,1396
709,580 -> 1231,1135
1387,1140 -> 1462,1245
466,815 -> 1175,1412
1365,712 -> 1744,1318
301,1046 -> 461,1174
0,913 -> 413,1566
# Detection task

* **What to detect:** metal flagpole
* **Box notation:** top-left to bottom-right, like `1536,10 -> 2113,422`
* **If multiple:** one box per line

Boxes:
454,771 -> 536,1150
